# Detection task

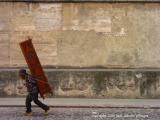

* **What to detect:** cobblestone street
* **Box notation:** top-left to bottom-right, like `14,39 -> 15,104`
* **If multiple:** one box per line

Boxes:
0,107 -> 160,120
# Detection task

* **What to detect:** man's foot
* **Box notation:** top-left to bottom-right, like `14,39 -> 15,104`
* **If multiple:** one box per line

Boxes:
23,112 -> 32,116
44,107 -> 50,116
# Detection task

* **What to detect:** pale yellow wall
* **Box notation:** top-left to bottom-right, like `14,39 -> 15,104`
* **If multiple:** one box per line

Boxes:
0,3 -> 160,68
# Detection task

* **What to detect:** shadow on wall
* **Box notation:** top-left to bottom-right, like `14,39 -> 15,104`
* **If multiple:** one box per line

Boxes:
0,70 -> 160,98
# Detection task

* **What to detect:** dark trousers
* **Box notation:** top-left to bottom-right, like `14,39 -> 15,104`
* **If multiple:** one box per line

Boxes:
25,92 -> 49,112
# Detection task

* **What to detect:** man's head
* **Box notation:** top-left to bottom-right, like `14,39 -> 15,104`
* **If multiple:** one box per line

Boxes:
19,69 -> 27,80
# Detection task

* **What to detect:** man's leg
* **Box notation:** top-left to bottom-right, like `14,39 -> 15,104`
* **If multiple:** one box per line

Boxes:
25,94 -> 32,113
32,93 -> 49,111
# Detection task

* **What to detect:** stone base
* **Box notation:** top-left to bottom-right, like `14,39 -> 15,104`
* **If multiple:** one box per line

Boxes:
0,68 -> 160,98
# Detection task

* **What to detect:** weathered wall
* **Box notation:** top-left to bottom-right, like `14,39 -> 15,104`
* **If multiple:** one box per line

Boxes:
0,2 -> 160,68
0,2 -> 160,98
1,69 -> 160,98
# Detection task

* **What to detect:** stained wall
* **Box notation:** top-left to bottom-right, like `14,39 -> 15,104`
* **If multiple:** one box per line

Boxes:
0,2 -> 160,98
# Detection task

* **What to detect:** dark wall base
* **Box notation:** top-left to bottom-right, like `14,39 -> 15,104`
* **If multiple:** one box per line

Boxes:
0,69 -> 160,98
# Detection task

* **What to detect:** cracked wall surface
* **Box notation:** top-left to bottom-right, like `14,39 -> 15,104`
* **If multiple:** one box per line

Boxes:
1,70 -> 160,98
0,2 -> 160,98
0,3 -> 160,68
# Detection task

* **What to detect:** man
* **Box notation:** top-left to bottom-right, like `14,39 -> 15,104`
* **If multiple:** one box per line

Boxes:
19,69 -> 50,116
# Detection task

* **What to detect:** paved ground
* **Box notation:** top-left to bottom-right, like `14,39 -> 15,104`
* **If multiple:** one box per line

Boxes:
0,107 -> 159,120
0,98 -> 160,120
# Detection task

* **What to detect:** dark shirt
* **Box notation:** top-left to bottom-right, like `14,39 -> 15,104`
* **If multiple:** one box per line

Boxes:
25,74 -> 39,94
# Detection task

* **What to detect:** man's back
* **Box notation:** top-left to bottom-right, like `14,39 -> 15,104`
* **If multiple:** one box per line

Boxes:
25,74 -> 39,94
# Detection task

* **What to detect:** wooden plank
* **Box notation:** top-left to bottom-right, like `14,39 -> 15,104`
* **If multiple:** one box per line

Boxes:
19,38 -> 52,99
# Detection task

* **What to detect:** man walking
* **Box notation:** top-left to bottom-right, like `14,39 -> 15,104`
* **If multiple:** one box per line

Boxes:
19,69 -> 50,116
